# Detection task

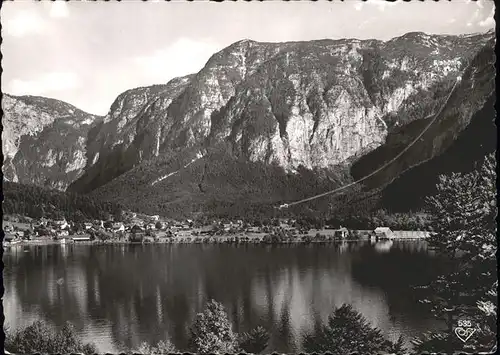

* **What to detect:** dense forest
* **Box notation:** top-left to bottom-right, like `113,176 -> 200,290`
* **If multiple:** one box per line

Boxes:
2,179 -> 429,230
2,182 -> 123,222
89,141 -> 376,220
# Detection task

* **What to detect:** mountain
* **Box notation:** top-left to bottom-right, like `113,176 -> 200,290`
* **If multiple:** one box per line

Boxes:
2,94 -> 102,190
64,31 -> 494,218
4,31 -> 494,218
351,37 -> 495,189
68,76 -> 194,193
380,94 -> 496,212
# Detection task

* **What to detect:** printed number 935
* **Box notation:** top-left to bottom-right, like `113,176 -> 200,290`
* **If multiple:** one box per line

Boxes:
458,320 -> 472,327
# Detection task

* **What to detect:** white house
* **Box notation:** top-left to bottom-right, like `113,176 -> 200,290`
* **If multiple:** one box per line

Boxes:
374,227 -> 394,239
54,219 -> 69,230
156,222 -> 167,230
112,222 -> 125,232
334,227 -> 349,239
246,227 -> 261,233
57,230 -> 70,237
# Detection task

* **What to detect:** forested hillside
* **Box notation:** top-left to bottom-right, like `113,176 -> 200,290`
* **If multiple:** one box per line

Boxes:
2,182 -> 123,222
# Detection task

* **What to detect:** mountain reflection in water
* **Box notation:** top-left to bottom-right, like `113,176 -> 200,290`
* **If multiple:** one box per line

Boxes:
3,242 -> 442,353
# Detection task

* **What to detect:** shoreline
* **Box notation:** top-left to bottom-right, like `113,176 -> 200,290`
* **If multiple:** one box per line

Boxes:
3,236 -> 427,248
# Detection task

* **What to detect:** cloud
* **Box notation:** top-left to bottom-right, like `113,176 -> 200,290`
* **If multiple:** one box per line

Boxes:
478,6 -> 495,28
49,1 -> 69,18
361,0 -> 398,12
8,72 -> 81,95
464,1 -> 494,29
3,10 -> 47,37
133,38 -> 221,82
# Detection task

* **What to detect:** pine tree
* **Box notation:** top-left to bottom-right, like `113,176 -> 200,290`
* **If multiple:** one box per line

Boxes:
303,304 -> 400,354
188,300 -> 239,354
239,326 -> 270,354
414,154 -> 497,353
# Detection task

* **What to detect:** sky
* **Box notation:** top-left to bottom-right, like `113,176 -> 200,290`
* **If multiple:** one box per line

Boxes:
1,0 -> 495,115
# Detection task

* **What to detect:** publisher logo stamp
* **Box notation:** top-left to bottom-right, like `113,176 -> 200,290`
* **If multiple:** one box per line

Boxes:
455,320 -> 476,343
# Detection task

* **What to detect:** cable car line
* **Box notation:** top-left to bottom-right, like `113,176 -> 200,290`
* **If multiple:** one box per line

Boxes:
278,74 -> 463,209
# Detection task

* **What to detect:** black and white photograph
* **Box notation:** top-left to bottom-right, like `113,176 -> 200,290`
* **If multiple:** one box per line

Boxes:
1,0 -> 497,354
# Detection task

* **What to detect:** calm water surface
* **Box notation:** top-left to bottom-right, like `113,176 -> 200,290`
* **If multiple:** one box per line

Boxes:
3,241 -> 443,353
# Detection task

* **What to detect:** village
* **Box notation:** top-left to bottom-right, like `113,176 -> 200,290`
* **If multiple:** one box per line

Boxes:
2,210 -> 431,248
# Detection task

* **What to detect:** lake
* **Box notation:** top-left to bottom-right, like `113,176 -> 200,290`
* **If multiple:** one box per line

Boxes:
3,241 -> 444,353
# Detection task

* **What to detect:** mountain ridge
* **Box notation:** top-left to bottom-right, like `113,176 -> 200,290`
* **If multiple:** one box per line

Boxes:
2,93 -> 102,190
2,31 -> 495,218
83,31 -> 494,217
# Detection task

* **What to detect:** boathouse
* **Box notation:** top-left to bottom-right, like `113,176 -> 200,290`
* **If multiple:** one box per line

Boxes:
374,227 -> 394,239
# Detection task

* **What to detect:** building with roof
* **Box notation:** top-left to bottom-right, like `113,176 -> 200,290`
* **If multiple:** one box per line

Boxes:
334,227 -> 349,239
112,222 -> 125,232
374,227 -> 394,239
72,236 -> 91,242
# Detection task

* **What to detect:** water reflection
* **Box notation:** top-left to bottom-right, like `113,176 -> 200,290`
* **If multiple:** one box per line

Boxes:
3,242 -> 442,353
374,240 -> 393,253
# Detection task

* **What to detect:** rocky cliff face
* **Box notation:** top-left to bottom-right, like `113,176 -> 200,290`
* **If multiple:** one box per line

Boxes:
70,31 -> 494,198
69,76 -> 193,193
215,32 -> 493,171
1,94 -> 101,190
65,31 -> 494,218
351,38 -> 495,190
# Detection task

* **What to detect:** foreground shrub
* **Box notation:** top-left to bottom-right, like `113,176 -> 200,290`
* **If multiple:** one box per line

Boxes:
4,321 -> 97,355
303,304 -> 405,354
188,299 -> 239,354
136,339 -> 177,354
239,326 -> 270,354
